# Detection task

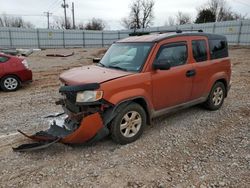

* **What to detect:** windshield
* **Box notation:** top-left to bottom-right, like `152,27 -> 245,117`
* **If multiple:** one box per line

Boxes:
99,43 -> 153,72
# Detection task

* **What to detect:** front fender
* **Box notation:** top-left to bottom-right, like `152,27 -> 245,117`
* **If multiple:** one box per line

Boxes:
105,88 -> 152,108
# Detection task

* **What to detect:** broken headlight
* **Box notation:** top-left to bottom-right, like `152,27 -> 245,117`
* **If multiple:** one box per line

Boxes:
76,90 -> 103,103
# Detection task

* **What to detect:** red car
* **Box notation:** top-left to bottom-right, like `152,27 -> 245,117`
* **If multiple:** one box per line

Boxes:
0,53 -> 32,91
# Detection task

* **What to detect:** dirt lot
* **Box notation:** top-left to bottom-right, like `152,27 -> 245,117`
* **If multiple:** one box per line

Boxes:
0,48 -> 249,188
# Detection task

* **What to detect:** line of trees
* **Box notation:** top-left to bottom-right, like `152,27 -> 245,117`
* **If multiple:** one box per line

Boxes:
0,14 -> 34,28
195,0 -> 246,23
50,17 -> 106,30
122,0 -> 247,29
0,13 -> 106,30
165,0 -> 247,26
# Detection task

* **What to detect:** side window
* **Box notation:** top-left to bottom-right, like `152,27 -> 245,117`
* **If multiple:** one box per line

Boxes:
156,43 -> 187,67
192,40 -> 207,62
0,56 -> 9,63
209,39 -> 228,59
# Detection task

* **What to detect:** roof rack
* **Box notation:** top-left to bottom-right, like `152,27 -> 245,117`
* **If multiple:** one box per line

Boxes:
160,29 -> 203,34
129,32 -> 150,36
129,29 -> 203,36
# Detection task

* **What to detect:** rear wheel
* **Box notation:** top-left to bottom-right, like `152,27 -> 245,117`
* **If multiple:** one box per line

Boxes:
0,76 -> 20,91
204,82 -> 225,110
110,103 -> 146,145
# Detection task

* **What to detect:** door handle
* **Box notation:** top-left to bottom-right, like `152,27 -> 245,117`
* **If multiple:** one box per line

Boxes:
186,69 -> 196,77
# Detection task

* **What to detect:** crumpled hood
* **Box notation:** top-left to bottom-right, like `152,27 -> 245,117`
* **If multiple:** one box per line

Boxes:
59,65 -> 133,85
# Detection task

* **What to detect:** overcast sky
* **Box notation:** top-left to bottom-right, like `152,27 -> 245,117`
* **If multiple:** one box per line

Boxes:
0,0 -> 249,30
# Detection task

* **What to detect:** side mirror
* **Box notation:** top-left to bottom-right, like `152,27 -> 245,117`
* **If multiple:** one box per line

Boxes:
93,58 -> 101,63
153,60 -> 171,70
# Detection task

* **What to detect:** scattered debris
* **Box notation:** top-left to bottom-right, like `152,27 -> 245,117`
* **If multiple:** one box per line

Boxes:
0,48 -> 41,57
0,48 -> 18,56
19,49 -> 34,57
12,138 -> 60,152
43,112 -> 65,118
46,52 -> 74,57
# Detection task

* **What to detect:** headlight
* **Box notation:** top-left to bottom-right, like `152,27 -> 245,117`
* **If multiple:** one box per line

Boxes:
76,90 -> 103,103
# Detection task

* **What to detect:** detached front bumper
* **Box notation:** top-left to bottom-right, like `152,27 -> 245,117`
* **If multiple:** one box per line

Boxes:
62,112 -> 104,144
13,83 -> 112,152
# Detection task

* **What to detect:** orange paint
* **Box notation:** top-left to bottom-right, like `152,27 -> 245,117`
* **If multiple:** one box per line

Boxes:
61,113 -> 103,144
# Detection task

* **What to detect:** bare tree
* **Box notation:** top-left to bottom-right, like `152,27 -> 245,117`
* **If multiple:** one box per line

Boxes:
122,0 -> 141,30
77,23 -> 85,30
164,16 -> 176,26
51,16 -> 71,29
84,18 -> 105,30
176,12 -> 191,25
141,0 -> 154,28
0,14 -> 34,28
121,17 -> 133,29
122,0 -> 155,30
207,0 -> 222,21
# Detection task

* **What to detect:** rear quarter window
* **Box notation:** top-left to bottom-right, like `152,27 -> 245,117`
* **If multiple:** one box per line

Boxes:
209,39 -> 228,59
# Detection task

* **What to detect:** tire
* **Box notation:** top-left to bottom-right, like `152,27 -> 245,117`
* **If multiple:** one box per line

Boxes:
204,82 -> 226,111
110,102 -> 146,145
0,75 -> 20,92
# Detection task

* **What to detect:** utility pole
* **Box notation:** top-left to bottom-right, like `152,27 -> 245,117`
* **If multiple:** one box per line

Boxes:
44,12 -> 52,29
61,0 -> 69,29
72,2 -> 75,29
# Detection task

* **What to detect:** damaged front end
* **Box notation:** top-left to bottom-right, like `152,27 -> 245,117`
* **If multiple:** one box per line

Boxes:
13,83 -> 114,152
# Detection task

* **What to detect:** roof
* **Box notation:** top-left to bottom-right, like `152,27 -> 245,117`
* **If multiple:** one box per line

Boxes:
117,32 -> 227,43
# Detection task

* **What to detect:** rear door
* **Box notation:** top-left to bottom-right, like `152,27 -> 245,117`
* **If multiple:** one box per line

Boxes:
190,37 -> 211,100
151,41 -> 194,110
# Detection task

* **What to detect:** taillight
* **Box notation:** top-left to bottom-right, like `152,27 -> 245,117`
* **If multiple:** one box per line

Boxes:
21,59 -> 29,69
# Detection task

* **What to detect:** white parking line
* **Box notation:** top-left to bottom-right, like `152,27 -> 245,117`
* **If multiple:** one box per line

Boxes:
0,132 -> 19,139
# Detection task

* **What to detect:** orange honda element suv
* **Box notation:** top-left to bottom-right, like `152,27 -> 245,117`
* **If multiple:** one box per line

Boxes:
15,30 -> 231,150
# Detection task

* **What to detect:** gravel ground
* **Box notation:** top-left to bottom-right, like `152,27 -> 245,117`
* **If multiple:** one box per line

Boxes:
0,48 -> 249,188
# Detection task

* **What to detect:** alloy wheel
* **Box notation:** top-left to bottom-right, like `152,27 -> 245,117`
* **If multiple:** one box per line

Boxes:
120,111 -> 142,138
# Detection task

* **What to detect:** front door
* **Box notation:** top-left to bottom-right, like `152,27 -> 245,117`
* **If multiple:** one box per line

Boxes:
151,42 -> 194,111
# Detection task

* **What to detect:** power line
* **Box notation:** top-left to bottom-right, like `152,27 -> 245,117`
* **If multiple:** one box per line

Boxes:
47,0 -> 59,9
47,0 -> 61,11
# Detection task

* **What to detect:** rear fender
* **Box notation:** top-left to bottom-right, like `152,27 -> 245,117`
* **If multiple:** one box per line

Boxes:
206,72 -> 229,94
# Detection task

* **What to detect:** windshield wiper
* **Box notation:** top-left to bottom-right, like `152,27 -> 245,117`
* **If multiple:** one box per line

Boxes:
108,65 -> 128,71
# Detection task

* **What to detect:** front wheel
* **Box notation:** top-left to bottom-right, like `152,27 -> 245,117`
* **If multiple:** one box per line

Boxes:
110,102 -> 146,145
204,82 -> 226,111
0,76 -> 20,92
